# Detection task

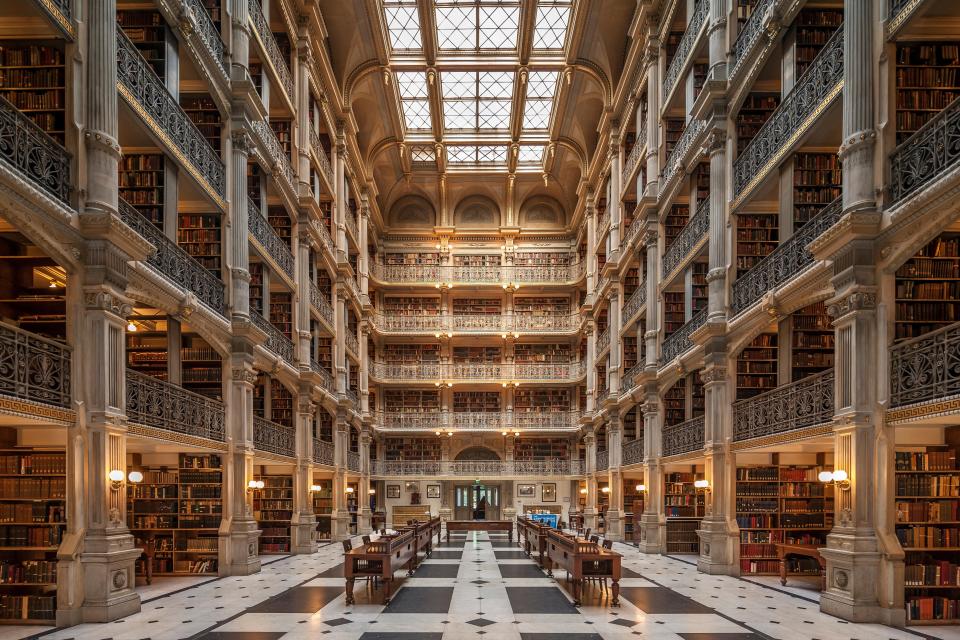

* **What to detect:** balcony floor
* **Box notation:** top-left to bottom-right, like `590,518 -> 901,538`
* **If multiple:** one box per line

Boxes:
28,530 -> 953,640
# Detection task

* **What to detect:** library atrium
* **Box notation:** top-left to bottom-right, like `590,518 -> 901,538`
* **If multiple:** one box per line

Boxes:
0,0 -> 958,637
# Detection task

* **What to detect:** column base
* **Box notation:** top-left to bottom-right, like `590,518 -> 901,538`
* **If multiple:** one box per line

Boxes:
820,530 -> 901,624
637,514 -> 665,554
359,508 -> 372,534
696,517 -> 739,575
332,511 -> 352,541
77,531 -> 141,623
439,507 -> 452,524
290,513 -> 317,554
582,507 -> 598,534
219,519 -> 262,576
502,507 -> 517,522
605,509 -> 625,541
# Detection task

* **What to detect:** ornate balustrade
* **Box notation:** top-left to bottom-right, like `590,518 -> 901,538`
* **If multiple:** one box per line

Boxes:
309,127 -> 334,186
370,361 -> 584,382
371,460 -> 584,477
344,387 -> 358,405
890,96 -> 960,204
310,280 -> 335,326
377,411 -> 446,431
126,369 -> 225,441
453,411 -> 503,431
251,310 -> 295,365
733,369 -> 834,441
0,95 -> 71,205
116,27 -> 225,202
310,358 -> 336,395
890,321 -> 960,408
733,25 -> 843,202
621,363 -> 644,393
178,0 -> 227,76
346,451 -> 360,472
888,0 -> 926,34
253,415 -> 295,457
247,0 -> 294,100
514,411 -> 580,431
344,330 -> 359,355
0,320 -> 71,409
621,216 -> 645,253
313,438 -> 335,466
34,0 -> 72,28
662,416 -> 704,457
372,312 -> 579,334
596,449 -> 609,471
622,284 -> 647,327
623,438 -> 644,466
315,219 -> 335,254
730,0 -> 772,78
119,200 -> 226,315
731,198 -> 842,315
248,198 -> 295,279
345,211 -> 359,243
662,0 -> 708,102
374,410 -> 580,431
662,199 -> 709,279
597,326 -> 611,354
661,118 -> 705,187
660,307 -> 707,364
370,262 -> 584,285
251,119 -> 296,197
622,137 -> 645,188
597,208 -> 611,237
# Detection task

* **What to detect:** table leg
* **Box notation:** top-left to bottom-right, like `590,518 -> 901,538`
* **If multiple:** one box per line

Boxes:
383,578 -> 392,605
573,578 -> 582,606
345,578 -> 355,605
446,529 -> 450,543
611,579 -> 620,606
780,556 -> 787,586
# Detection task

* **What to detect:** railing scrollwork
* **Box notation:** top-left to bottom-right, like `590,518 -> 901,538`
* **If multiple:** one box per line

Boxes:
248,197 -> 295,279
890,95 -> 960,204
313,438 -> 334,466
890,322 -> 960,408
662,415 -> 704,457
126,369 -> 225,441
660,307 -> 707,365
0,320 -> 71,409
0,95 -> 71,205
662,0 -> 708,103
253,415 -> 295,457
662,199 -> 709,278
247,0 -> 294,101
251,310 -> 295,365
733,369 -> 834,441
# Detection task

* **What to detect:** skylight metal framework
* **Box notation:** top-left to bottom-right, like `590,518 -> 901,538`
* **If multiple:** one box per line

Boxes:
384,0 -> 422,51
396,71 -> 432,130
435,1 -> 521,51
533,1 -> 572,50
441,70 -> 514,130
447,145 -> 508,164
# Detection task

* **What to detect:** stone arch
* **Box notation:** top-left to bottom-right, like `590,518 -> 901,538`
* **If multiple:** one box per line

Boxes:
519,195 -> 564,228
454,195 -> 500,228
454,446 -> 501,461
390,194 -> 436,228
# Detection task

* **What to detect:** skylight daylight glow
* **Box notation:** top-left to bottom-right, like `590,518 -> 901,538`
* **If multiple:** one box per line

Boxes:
435,1 -> 520,51
442,71 -> 514,130
384,1 -> 422,50
533,1 -> 572,50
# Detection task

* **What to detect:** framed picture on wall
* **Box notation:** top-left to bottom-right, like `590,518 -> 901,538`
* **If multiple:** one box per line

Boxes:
426,484 -> 440,499
542,483 -> 557,502
517,484 -> 535,497
387,485 -> 400,499
405,481 -> 420,493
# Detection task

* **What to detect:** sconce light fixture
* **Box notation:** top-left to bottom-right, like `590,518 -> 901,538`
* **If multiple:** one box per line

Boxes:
368,488 -> 376,495
109,469 -> 125,491
345,486 -> 355,494
819,469 -> 850,491
579,487 -> 588,494
513,431 -> 520,437
127,471 -> 144,484
310,484 -> 323,492
126,321 -> 137,332
247,479 -> 265,492
694,479 -> 710,492
601,486 -> 610,494
635,484 -> 646,492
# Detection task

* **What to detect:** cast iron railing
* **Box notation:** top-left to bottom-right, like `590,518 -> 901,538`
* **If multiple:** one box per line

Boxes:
622,284 -> 647,327
247,0 -> 294,100
733,25 -> 843,199
310,358 -> 336,395
309,280 -> 335,326
622,134 -> 645,187
253,415 -> 295,457
623,438 -> 644,466
660,307 -> 707,364
310,126 -> 334,186
731,197 -> 842,315
622,362 -> 644,393
662,0 -> 708,102
597,326 -> 611,353
313,438 -> 334,466
371,460 -> 583,476
621,215 -> 645,253
890,96 -> 960,204
0,95 -> 71,205
662,415 -> 704,457
251,119 -> 296,197
181,0 -> 227,76
345,211 -> 359,242
346,451 -> 360,472
596,449 -> 609,471
730,0 -> 772,77
119,200 -> 226,315
662,199 -> 709,278
661,118 -> 705,187
344,330 -> 359,355
733,369 -> 834,441
370,361 -> 585,382
251,310 -> 295,364
890,322 -> 960,408
126,369 -> 225,441
247,198 -> 295,279
370,261 -> 585,285
0,320 -> 71,408
116,27 -> 225,199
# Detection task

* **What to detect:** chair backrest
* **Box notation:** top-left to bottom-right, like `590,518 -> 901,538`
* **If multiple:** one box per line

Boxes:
341,539 -> 352,553
362,535 -> 371,544
380,529 -> 387,535
589,535 -> 599,544
584,528 -> 591,539
602,539 -> 613,550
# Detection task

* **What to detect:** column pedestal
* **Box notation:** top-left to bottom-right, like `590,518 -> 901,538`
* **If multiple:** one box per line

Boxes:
696,517 -> 739,575
220,519 -> 262,575
820,532 -> 896,623
604,509 -> 625,541
637,513 -> 666,554
582,507 -> 598,533
77,532 -> 141,622
332,512 -> 352,541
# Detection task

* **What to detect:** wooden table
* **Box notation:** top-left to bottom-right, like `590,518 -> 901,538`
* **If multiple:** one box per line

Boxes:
776,543 -> 826,590
401,517 -> 442,564
344,528 -> 417,605
516,516 -> 549,567
445,519 -> 513,542
545,529 -> 621,606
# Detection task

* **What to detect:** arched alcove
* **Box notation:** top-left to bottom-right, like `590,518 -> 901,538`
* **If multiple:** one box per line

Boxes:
390,194 -> 436,228
454,195 -> 500,227
454,446 -> 501,461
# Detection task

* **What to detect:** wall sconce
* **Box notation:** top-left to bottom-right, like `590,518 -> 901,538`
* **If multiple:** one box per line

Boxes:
109,469 -> 125,491
434,381 -> 453,388
126,320 -> 138,332
128,471 -> 144,484
310,484 -> 323,492
501,381 -> 520,388
819,469 -> 850,491
345,486 -> 355,494
513,431 -> 520,437
368,488 -> 376,495
694,479 -> 711,493
635,484 -> 645,492
601,486 -> 611,493
501,430 -> 508,436
247,479 -> 265,492
434,331 -> 451,339
579,487 -> 588,494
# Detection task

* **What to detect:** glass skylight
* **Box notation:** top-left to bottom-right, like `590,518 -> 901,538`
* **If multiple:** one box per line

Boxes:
523,70 -> 559,130
447,145 -> 508,164
435,1 -> 521,51
402,100 -> 432,130
410,145 -> 436,162
517,144 -> 545,164
533,1 -> 572,50
384,1 -> 422,50
395,71 -> 433,130
441,70 -> 513,130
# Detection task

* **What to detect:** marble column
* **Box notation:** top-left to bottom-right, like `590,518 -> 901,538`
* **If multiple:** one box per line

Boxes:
585,322 -> 597,413
583,427 -> 598,532
585,193 -> 597,294
608,138 -> 622,251
608,286 -> 623,397
643,38 -> 660,198
358,428 -> 372,534
290,396 -> 317,553
605,414 -> 625,541
331,413 -> 352,540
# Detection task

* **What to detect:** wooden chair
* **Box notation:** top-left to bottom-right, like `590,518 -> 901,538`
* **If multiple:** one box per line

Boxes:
602,539 -> 613,550
589,535 -> 600,544
584,527 -> 591,540
362,535 -> 371,544
342,539 -> 352,553
380,529 -> 387,536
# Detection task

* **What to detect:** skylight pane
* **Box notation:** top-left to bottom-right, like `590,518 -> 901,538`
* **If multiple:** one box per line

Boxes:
443,99 -> 477,128
523,98 -> 553,129
477,99 -> 511,129
384,3 -> 422,50
527,70 -> 559,98
533,2 -> 571,50
446,145 -> 475,163
410,145 -> 436,162
441,71 -> 475,98
436,6 -> 475,49
478,71 -> 514,98
478,5 -> 519,49
476,146 -> 507,163
402,99 -> 432,129
518,145 -> 545,163
396,71 -> 428,98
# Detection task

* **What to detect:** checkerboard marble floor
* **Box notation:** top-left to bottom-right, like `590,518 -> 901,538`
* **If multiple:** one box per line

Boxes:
22,531 -> 960,640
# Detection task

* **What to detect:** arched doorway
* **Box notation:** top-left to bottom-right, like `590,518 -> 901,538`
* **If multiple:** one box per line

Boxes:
453,447 -> 501,519
454,446 -> 500,461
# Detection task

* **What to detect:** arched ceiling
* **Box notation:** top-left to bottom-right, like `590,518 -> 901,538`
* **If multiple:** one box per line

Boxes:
319,0 -> 632,230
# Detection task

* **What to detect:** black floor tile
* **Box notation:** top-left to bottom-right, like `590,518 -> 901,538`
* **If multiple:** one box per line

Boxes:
498,564 -> 548,579
197,634 -> 286,640
359,634 -> 444,640
619,586 -> 714,614
430,550 -> 463,560
383,586 -> 455,613
505,587 -> 578,614
490,540 -> 517,548
316,565 -> 343,577
678,634 -> 763,640
520,635 -> 603,640
622,567 -> 643,579
414,563 -> 460,578
494,550 -> 529,560
246,586 -> 342,613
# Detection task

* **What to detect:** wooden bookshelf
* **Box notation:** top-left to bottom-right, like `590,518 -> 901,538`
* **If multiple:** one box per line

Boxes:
664,204 -> 689,248
247,162 -> 262,208
664,379 -> 685,426
736,93 -> 780,155
267,205 -> 292,248
312,479 -> 332,541
199,0 -> 221,31
180,93 -> 221,156
623,267 -> 641,297
736,465 -> 780,575
453,391 -> 500,412
663,291 -> 685,337
693,62 -> 707,99
0,255 -> 67,341
692,261 -> 708,314
691,371 -> 705,418
665,470 -> 703,554
116,10 -> 167,78
126,318 -> 169,381
736,213 -> 779,278
383,389 -> 440,412
250,62 -> 263,96
383,296 -> 440,316
178,213 -> 222,278
895,234 -> 960,341
896,443 -> 960,624
514,252 -> 571,266
791,302 -> 834,382
664,118 -> 684,159
0,42 -> 66,145
127,453 -> 222,576
665,31 -> 683,68
513,438 -> 569,460
794,9 -> 843,78
181,331 -> 222,400
120,153 -> 164,228
384,252 -> 441,265
623,336 -> 638,370
270,382 -> 294,427
0,448 -> 65,623
515,297 -> 571,315
514,343 -> 571,364
270,291 -> 292,339
694,163 -> 709,206
736,0 -> 758,31
452,346 -> 501,363
253,474 -> 292,554
896,42 -> 960,146
514,388 -> 570,412
249,262 -> 263,315
793,152 -> 841,229
454,254 -> 501,267
253,374 -> 266,418
452,298 -> 501,315
383,438 -> 441,461
270,119 -> 292,157
382,343 -> 440,364
736,333 -> 778,400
